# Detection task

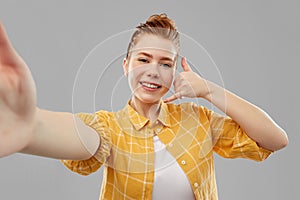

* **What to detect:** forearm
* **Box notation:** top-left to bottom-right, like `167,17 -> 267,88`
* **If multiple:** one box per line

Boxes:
204,81 -> 288,151
20,108 -> 100,160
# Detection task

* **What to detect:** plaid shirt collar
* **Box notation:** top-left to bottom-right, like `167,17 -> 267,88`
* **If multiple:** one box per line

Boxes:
125,99 -> 171,130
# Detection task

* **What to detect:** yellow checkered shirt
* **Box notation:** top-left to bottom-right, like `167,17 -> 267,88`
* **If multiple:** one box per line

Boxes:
61,100 -> 272,199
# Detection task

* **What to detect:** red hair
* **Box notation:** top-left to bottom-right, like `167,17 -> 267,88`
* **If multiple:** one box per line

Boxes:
126,13 -> 180,59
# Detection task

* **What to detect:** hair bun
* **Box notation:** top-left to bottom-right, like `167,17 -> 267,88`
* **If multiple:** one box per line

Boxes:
145,13 -> 177,30
126,13 -> 180,58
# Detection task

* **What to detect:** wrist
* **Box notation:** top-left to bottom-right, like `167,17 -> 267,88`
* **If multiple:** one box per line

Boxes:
202,80 -> 215,102
19,108 -> 39,153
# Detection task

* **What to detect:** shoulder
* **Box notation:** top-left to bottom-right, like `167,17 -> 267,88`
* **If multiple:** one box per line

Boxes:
75,110 -> 114,126
165,101 -> 210,116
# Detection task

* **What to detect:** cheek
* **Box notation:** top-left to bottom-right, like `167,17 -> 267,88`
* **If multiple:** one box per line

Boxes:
160,70 -> 175,88
127,66 -> 145,88
127,71 -> 137,90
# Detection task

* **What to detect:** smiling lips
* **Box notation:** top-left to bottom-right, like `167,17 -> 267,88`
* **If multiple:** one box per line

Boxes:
140,81 -> 162,90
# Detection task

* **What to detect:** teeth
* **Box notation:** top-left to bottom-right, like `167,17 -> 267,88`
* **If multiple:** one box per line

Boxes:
141,82 -> 159,89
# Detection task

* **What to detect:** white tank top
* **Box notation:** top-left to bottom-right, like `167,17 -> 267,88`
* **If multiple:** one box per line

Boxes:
152,135 -> 195,200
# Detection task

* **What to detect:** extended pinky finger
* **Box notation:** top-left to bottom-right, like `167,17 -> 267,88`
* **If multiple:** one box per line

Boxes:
163,92 -> 183,103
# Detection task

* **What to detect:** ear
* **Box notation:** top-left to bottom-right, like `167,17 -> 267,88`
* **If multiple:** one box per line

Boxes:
122,58 -> 129,77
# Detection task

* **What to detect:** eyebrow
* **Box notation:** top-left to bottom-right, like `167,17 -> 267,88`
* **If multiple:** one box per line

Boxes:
137,52 -> 174,62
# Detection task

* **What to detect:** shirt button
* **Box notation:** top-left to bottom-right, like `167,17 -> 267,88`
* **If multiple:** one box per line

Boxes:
168,143 -> 173,147
181,160 -> 186,165
194,182 -> 199,188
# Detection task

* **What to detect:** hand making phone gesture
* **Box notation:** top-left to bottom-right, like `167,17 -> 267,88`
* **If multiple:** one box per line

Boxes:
164,57 -> 210,102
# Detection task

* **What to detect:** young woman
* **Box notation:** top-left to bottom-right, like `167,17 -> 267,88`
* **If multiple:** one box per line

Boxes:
0,14 -> 288,199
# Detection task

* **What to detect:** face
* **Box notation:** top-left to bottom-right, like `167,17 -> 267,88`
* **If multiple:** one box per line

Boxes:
123,34 -> 177,104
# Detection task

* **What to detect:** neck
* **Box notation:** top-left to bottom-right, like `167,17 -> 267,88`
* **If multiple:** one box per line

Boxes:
130,96 -> 161,122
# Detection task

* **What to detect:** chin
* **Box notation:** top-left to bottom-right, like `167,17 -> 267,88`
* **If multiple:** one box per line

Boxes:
135,94 -> 161,104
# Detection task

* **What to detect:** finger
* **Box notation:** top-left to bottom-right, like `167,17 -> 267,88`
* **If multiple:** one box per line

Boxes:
163,94 -> 178,103
0,22 -> 12,49
181,57 -> 192,72
163,92 -> 182,103
0,22 -> 20,65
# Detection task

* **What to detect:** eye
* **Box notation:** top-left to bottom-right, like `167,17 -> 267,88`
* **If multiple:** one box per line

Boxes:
160,63 -> 172,68
138,58 -> 149,63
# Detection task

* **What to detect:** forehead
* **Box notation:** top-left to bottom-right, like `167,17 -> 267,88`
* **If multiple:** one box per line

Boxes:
131,34 -> 177,58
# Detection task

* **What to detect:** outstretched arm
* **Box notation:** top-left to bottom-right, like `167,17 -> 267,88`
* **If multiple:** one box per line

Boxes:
0,22 -> 100,160
164,57 -> 288,152
20,109 -> 100,160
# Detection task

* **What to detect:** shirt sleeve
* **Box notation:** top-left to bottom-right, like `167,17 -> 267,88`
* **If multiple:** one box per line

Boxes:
201,106 -> 273,162
61,111 -> 112,176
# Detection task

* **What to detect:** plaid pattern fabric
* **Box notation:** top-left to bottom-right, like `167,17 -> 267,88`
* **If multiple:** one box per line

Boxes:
61,100 -> 272,200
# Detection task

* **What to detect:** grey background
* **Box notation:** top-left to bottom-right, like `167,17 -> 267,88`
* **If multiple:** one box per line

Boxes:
0,0 -> 299,199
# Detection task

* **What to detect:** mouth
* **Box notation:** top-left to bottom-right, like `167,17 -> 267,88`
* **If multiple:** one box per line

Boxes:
139,81 -> 162,89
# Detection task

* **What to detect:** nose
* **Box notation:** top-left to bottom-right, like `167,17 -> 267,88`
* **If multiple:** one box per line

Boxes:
146,64 -> 160,78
